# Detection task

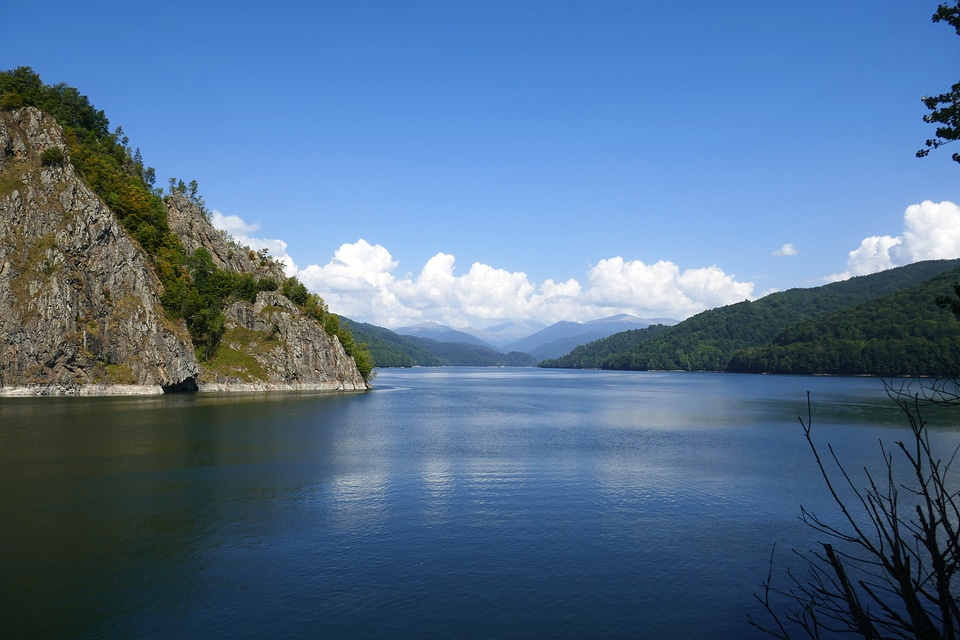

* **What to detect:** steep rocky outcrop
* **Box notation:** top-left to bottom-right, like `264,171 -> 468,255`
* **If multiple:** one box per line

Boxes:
165,192 -> 282,280
202,292 -> 367,390
0,107 -> 199,395
0,107 -> 368,394
163,192 -> 367,392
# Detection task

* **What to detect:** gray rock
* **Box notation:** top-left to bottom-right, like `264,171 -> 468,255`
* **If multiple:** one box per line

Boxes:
165,192 -> 284,281
208,292 -> 367,391
0,106 -> 369,395
0,108 -> 199,393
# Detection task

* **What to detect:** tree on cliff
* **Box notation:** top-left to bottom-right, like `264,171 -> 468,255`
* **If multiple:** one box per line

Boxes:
918,2 -> 960,165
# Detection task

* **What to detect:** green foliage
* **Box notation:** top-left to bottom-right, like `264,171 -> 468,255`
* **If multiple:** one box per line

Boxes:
918,2 -> 960,164
0,67 -> 109,137
541,260 -> 960,375
351,345 -> 376,381
257,277 -> 278,292
539,325 -> 671,369
281,277 -> 310,306
39,147 -> 64,166
0,91 -> 24,110
728,267 -> 960,376
343,319 -> 442,367
169,248 -> 282,360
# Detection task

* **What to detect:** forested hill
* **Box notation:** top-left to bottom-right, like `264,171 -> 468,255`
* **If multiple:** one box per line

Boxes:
540,259 -> 960,375
727,265 -> 960,376
342,319 -> 443,367
343,319 -> 537,367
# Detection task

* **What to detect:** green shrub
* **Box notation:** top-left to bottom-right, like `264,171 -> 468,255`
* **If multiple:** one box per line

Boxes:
40,147 -> 64,166
0,91 -> 23,110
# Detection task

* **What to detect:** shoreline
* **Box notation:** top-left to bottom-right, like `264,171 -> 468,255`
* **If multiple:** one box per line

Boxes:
0,381 -> 370,397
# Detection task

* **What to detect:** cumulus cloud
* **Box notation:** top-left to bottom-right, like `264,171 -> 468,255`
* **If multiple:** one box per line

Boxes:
210,210 -> 299,275
210,215 -> 757,328
773,243 -> 798,257
290,244 -> 752,327
211,211 -> 260,236
827,201 -> 960,282
583,258 -> 753,320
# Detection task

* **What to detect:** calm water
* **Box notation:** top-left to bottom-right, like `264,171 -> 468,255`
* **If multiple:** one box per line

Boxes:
2,368 -> 958,639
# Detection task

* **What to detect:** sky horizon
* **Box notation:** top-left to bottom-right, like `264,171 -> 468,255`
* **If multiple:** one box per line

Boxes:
7,1 -> 960,329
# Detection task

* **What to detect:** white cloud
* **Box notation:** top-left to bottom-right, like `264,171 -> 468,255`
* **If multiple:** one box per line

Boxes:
827,201 -> 960,282
898,200 -> 960,261
208,200 -> 960,330
292,242 -> 753,328
584,258 -> 752,320
211,209 -> 299,275
211,211 -> 260,236
210,215 -> 757,328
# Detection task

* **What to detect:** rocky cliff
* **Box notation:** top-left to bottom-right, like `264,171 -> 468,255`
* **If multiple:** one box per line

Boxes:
165,192 -> 281,280
0,107 -> 367,395
0,107 -> 198,394
203,292 -> 367,391
165,193 -> 368,391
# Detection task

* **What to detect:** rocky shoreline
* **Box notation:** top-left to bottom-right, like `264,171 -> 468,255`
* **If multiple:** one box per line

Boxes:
0,381 -> 370,397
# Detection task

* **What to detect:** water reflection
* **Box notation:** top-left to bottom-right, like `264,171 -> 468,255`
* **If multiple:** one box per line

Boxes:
328,472 -> 390,530
3,370 -> 955,639
420,458 -> 454,525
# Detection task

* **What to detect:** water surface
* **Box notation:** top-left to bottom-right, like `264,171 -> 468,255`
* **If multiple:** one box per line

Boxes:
2,369 -> 954,638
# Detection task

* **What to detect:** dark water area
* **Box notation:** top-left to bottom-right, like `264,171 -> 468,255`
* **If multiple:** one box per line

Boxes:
2,369 -> 958,639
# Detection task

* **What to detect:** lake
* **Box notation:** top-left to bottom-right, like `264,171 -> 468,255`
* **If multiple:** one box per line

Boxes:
2,368 -> 958,639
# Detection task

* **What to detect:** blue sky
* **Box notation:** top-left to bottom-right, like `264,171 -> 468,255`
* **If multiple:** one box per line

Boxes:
7,1 -> 960,328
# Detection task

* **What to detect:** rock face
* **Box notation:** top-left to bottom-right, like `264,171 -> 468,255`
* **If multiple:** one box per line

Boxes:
0,108 -> 198,394
166,194 -> 367,391
0,107 -> 368,394
165,192 -> 282,280
205,292 -> 368,391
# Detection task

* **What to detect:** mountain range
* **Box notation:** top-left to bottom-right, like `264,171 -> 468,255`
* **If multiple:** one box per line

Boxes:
348,259 -> 960,376
392,314 -> 677,361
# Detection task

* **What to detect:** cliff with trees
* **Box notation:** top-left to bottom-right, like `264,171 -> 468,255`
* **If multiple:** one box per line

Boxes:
0,67 -> 371,394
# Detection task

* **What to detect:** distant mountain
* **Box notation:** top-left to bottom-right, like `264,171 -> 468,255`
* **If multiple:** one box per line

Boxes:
394,322 -> 494,347
540,259 -> 960,376
341,319 -> 443,367
361,315 -> 683,366
399,338 -> 537,367
503,315 -> 675,361
462,320 -> 548,347
344,319 -> 536,367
